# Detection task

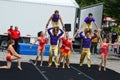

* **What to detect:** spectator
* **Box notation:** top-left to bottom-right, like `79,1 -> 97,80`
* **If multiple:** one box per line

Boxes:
90,30 -> 99,54
7,25 -> 13,40
12,26 -> 20,53
111,29 -> 118,51
113,39 -> 119,55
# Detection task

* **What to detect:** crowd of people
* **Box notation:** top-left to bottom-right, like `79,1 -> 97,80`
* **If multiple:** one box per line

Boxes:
0,10 -> 119,72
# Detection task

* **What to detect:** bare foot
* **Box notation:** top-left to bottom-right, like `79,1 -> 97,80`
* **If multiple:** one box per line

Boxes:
18,66 -> 22,70
55,65 -> 58,68
48,64 -> 52,67
40,64 -> 42,67
34,63 -> 37,66
62,66 -> 65,68
99,67 -> 101,71
67,65 -> 70,68
104,68 -> 106,71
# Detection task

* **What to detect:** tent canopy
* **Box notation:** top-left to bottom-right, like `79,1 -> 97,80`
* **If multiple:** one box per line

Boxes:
5,0 -> 79,8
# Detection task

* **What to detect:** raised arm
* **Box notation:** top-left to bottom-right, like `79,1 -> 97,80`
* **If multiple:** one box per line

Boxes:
71,31 -> 78,41
48,27 -> 53,36
91,33 -> 97,40
44,28 -> 48,38
79,32 -> 85,39
98,31 -> 103,44
58,28 -> 64,37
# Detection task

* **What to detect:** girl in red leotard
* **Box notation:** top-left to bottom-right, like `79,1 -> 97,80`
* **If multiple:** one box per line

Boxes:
0,40 -> 22,70
62,32 -> 77,68
99,34 -> 113,71
30,28 -> 48,66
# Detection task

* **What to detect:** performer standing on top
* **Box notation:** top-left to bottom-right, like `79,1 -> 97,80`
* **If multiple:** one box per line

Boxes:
46,10 -> 64,28
79,13 -> 99,33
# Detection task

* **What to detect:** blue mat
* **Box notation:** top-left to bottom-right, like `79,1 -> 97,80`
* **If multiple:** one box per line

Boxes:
18,43 -> 50,56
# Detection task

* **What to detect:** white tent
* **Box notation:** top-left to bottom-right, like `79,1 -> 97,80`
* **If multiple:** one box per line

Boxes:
5,0 -> 79,7
0,0 -> 79,38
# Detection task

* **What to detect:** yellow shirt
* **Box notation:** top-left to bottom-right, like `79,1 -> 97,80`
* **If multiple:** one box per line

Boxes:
118,36 -> 120,43
91,33 -> 98,43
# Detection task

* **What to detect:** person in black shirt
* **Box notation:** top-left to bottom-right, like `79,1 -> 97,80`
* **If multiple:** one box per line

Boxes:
111,29 -> 118,51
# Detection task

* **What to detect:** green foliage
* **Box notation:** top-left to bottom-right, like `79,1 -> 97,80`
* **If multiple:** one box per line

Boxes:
111,26 -> 120,35
102,26 -> 120,35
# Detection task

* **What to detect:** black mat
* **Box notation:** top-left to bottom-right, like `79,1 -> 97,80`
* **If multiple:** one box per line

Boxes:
0,60 -> 120,80
32,60 -> 120,80
0,61 -> 45,80
32,60 -> 89,80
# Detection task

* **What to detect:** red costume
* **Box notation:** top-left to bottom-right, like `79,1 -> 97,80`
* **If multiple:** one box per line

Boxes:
62,39 -> 72,56
6,50 -> 13,61
101,43 -> 108,56
38,36 -> 47,51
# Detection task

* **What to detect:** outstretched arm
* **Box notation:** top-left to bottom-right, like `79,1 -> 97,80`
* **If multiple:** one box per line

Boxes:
98,31 -> 103,45
59,16 -> 64,28
46,16 -> 52,28
30,38 -> 39,48
94,22 -> 99,29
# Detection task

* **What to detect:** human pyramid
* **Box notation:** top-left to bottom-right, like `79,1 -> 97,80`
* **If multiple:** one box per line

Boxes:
0,10 -> 112,72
